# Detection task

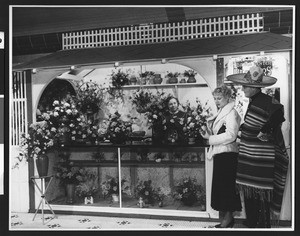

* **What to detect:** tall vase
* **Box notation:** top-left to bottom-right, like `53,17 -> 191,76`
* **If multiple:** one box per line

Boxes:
152,125 -> 163,144
66,183 -> 75,204
35,154 -> 49,177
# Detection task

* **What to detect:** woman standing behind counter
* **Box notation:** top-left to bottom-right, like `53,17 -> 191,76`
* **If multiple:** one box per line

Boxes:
201,85 -> 242,228
163,96 -> 186,144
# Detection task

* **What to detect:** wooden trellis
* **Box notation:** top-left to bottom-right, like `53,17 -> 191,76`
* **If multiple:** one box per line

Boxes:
63,13 -> 263,50
11,71 -> 28,146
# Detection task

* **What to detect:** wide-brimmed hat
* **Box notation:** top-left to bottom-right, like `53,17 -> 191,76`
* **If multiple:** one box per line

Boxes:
226,66 -> 277,87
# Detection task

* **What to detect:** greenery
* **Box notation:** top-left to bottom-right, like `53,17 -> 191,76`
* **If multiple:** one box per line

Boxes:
75,170 -> 98,198
110,69 -> 130,89
129,88 -> 155,113
143,90 -> 173,129
139,71 -> 155,78
75,80 -> 104,114
53,152 -> 85,186
101,176 -> 130,199
182,99 -> 212,139
154,186 -> 171,202
165,71 -> 180,78
183,69 -> 197,77
134,180 -> 156,205
18,120 -> 57,162
105,111 -> 133,144
173,177 -> 206,206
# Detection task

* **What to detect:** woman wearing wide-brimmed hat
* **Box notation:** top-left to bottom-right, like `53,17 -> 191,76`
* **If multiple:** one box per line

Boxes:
227,66 -> 289,228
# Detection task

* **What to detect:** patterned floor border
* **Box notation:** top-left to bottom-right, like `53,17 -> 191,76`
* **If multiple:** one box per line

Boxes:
10,213 -> 291,230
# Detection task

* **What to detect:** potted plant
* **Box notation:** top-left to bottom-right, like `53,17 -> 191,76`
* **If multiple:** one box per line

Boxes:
173,177 -> 205,207
183,69 -> 197,83
18,120 -> 58,177
53,152 -> 85,204
101,176 -> 130,202
154,186 -> 171,207
165,72 -> 180,84
134,180 -> 156,205
75,80 -> 104,115
140,90 -> 174,144
105,111 -> 133,144
182,99 -> 212,143
48,99 -> 86,145
129,88 -> 155,113
139,71 -> 155,85
75,170 -> 98,204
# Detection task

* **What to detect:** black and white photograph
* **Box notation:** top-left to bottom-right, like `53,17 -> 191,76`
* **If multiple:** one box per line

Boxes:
5,4 -> 296,232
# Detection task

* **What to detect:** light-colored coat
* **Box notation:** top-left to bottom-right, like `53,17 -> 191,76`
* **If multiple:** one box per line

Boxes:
207,101 -> 241,160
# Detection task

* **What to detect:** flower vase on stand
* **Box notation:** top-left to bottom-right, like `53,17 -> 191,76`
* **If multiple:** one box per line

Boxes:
36,154 -> 49,177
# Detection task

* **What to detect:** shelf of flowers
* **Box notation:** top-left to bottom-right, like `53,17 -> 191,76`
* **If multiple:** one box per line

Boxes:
121,83 -> 208,89
59,160 -> 205,168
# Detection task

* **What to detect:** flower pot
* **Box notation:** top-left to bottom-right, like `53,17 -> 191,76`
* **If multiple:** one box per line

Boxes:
153,74 -> 162,84
35,154 -> 49,177
168,77 -> 178,84
130,76 -> 137,85
140,77 -> 147,85
179,78 -> 186,83
187,76 -> 196,83
66,183 -> 76,204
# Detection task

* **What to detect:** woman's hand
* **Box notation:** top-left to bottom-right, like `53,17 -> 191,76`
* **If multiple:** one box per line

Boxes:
200,126 -> 210,139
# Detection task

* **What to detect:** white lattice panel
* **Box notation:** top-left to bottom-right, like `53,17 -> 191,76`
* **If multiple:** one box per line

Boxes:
63,13 -> 263,50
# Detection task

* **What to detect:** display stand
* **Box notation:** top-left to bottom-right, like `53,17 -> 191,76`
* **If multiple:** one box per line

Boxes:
30,175 -> 56,224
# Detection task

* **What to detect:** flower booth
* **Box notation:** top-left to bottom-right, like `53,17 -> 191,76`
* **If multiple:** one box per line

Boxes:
11,32 -> 292,222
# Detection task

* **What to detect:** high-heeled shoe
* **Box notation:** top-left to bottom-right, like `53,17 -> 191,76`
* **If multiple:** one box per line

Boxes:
214,219 -> 235,228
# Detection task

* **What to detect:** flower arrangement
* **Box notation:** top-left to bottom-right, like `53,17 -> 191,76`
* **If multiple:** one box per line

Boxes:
143,90 -> 173,129
46,99 -> 86,144
75,170 -> 98,198
101,176 -> 130,199
139,71 -> 155,84
75,182 -> 98,199
75,80 -> 104,114
110,69 -> 130,89
183,69 -> 197,77
18,120 -> 57,161
129,88 -> 155,113
105,111 -> 132,144
182,99 -> 212,140
134,180 -> 156,204
139,71 -> 155,78
165,71 -> 180,78
53,152 -> 85,186
154,186 -> 171,202
173,177 -> 205,206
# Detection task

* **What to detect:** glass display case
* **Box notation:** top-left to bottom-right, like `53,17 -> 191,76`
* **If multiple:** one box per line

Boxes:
48,143 -> 208,214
